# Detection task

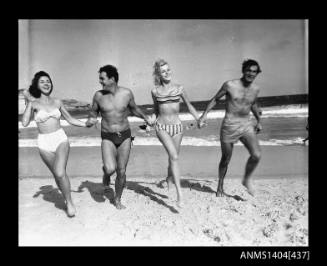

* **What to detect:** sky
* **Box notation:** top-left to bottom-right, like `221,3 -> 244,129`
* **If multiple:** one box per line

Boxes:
19,20 -> 308,105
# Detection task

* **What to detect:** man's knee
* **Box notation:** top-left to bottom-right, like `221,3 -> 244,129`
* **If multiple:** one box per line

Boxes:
104,165 -> 116,176
251,151 -> 261,162
117,167 -> 126,177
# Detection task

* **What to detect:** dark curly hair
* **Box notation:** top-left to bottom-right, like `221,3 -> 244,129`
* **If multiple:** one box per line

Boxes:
28,71 -> 53,98
242,59 -> 262,74
99,65 -> 119,83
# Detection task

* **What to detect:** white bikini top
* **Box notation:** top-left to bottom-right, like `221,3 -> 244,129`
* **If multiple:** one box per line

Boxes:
34,108 -> 61,123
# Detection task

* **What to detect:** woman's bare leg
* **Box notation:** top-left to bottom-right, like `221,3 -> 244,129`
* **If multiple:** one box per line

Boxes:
156,130 -> 183,207
39,141 -> 75,217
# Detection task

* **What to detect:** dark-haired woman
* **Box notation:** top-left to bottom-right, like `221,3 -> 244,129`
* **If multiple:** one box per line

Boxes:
22,71 -> 92,217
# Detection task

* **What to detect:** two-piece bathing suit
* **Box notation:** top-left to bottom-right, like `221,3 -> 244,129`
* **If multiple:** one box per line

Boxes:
35,108 -> 68,152
152,85 -> 184,137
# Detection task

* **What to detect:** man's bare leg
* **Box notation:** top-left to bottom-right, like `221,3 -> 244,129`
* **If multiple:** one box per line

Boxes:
101,140 -> 117,190
114,137 -> 131,210
240,133 -> 261,196
216,141 -> 234,197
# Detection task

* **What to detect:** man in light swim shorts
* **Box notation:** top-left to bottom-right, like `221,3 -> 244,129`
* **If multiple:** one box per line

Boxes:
199,59 -> 262,196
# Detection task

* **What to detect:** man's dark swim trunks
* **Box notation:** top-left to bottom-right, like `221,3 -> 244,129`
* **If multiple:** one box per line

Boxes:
101,128 -> 133,148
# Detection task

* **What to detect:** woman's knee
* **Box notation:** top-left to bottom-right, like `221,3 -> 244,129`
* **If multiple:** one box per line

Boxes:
169,153 -> 179,162
53,168 -> 66,179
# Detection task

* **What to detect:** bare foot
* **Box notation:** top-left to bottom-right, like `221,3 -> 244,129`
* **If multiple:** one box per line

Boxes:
242,179 -> 255,196
176,200 -> 183,209
113,198 -> 126,210
102,166 -> 111,188
66,203 -> 76,217
157,179 -> 167,189
216,189 -> 227,197
157,177 -> 174,190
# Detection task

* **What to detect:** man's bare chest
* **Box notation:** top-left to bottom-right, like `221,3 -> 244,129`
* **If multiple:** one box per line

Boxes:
98,95 -> 129,112
228,87 -> 257,105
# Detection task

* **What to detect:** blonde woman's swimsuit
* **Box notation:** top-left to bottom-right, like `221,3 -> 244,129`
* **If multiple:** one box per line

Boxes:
153,86 -> 184,137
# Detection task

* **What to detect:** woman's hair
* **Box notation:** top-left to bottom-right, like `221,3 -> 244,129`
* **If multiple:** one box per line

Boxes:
28,71 -> 53,98
153,59 -> 168,86
242,59 -> 262,74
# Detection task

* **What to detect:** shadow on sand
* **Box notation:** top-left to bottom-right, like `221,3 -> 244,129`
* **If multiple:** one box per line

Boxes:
77,180 -> 115,205
126,180 -> 179,214
178,178 -> 246,202
33,185 -> 66,212
76,180 -> 178,213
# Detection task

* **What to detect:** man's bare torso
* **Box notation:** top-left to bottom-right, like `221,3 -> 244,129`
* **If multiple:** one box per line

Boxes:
224,79 -> 259,119
95,87 -> 131,132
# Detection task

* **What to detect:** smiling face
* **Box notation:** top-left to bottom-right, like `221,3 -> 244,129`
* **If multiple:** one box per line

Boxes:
99,71 -> 115,88
159,64 -> 172,83
242,65 -> 259,83
38,76 -> 52,95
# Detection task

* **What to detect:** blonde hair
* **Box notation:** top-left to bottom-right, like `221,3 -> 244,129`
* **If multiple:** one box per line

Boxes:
153,59 -> 168,86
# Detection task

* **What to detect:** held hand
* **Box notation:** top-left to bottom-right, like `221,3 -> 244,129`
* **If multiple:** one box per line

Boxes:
197,117 -> 207,129
85,118 -> 98,128
146,114 -> 156,127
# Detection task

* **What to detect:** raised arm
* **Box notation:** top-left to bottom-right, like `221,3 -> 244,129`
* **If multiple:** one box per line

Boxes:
21,90 -> 35,127
180,86 -> 199,122
58,99 -> 87,127
21,101 -> 34,127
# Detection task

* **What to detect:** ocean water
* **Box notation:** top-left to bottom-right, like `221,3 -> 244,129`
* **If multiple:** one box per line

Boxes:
19,106 -> 308,147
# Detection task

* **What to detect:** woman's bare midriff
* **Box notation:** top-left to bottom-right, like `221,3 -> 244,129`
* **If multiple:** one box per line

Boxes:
157,101 -> 181,125
37,118 -> 61,134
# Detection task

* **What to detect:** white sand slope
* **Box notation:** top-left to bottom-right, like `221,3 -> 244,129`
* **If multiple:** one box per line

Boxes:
19,176 -> 308,246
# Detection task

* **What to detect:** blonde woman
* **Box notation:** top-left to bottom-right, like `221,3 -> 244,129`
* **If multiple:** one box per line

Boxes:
151,59 -> 200,208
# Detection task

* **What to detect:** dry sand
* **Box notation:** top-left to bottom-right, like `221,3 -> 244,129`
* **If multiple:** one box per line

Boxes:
19,175 -> 308,246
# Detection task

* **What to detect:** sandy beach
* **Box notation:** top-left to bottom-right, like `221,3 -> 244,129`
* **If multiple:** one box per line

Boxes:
18,106 -> 308,246
19,175 -> 308,246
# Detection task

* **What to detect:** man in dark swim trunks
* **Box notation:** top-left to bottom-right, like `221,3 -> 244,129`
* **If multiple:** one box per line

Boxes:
86,65 -> 153,209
